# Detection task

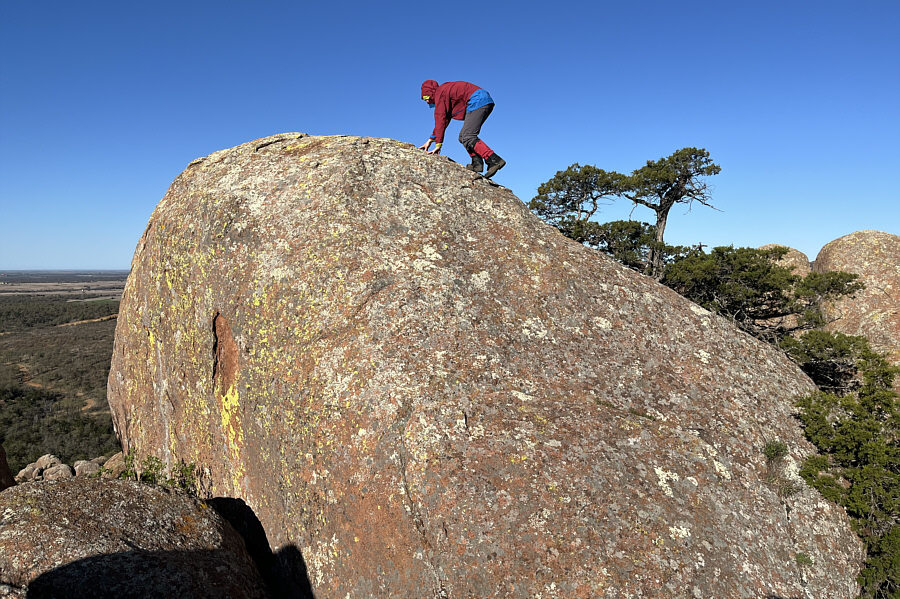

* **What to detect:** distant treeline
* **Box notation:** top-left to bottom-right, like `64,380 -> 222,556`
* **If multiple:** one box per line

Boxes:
0,271 -> 128,284
0,295 -> 119,332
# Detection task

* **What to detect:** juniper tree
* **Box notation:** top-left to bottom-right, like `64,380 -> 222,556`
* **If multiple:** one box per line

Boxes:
529,148 -> 720,279
528,164 -> 625,246
622,147 -> 720,279
662,245 -> 863,342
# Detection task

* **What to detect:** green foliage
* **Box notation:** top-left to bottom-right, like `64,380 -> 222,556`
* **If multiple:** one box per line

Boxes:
0,295 -> 119,332
0,293 -> 121,474
121,451 -> 198,494
529,164 -> 627,241
0,385 -> 120,472
590,220 -> 657,267
781,331 -> 883,394
792,271 -> 865,329
795,552 -> 814,567
663,245 -> 796,320
762,439 -> 800,498
529,148 -> 721,278
568,220 -> 691,274
662,246 -> 861,342
764,439 -> 789,462
795,342 -> 900,597
625,147 -> 722,205
0,318 -> 117,412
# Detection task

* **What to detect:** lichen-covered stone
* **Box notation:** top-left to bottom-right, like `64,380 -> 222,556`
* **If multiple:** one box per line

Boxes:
34,454 -> 60,471
73,460 -> 101,477
101,452 -> 126,478
759,243 -> 811,276
108,133 -> 863,598
41,464 -> 73,480
814,230 -> 900,385
0,478 -> 266,598
13,464 -> 33,484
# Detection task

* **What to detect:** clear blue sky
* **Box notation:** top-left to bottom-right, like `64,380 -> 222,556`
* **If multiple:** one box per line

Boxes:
1,1 -> 898,269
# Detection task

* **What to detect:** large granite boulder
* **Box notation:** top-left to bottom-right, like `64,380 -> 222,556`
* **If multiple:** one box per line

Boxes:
814,230 -> 900,371
759,243 -> 811,277
757,244 -> 812,333
0,478 -> 268,598
108,133 -> 863,598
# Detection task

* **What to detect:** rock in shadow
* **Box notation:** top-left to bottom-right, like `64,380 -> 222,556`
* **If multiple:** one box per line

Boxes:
22,496 -> 314,599
207,497 -> 315,598
26,549 -> 268,599
25,542 -> 314,599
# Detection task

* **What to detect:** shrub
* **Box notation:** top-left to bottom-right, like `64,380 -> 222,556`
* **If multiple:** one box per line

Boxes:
121,451 -> 198,495
662,246 -> 862,342
795,340 -> 899,597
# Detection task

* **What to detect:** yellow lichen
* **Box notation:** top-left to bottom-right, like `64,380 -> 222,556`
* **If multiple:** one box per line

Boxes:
218,381 -> 246,491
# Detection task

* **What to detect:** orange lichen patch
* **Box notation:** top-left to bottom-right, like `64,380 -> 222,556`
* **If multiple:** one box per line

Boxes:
213,313 -> 239,390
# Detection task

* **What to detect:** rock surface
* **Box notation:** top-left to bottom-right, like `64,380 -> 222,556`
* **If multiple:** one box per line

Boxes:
759,243 -> 811,276
73,459 -> 102,478
41,463 -> 73,480
0,478 -> 267,598
15,454 -> 116,484
100,451 -> 127,478
108,133 -> 863,598
814,230 -> 900,376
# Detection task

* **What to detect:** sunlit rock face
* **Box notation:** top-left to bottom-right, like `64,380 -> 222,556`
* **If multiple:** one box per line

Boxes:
109,133 -> 863,598
814,230 -> 900,383
759,243 -> 811,276
758,244 -> 812,332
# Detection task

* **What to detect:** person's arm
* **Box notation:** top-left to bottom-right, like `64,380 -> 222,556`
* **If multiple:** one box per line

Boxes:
428,92 -> 451,152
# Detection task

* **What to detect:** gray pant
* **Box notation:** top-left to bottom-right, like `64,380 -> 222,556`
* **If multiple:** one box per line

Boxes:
458,103 -> 494,152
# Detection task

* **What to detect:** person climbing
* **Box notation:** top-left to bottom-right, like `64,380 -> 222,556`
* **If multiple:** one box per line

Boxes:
418,80 -> 506,179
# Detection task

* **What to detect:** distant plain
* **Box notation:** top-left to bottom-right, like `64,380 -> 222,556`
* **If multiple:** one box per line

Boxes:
0,271 -> 127,471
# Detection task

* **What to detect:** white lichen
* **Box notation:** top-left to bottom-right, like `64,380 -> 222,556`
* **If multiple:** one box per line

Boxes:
655,467 -> 680,497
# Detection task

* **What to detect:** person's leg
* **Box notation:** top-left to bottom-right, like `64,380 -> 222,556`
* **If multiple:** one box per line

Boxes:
459,103 -> 494,158
460,103 -> 505,177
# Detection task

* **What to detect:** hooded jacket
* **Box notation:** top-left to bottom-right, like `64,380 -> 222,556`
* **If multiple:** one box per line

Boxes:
422,80 -> 486,144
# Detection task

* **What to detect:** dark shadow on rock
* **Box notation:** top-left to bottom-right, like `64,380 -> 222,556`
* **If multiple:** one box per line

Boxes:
23,497 -> 315,599
207,497 -> 315,598
26,549 -> 265,599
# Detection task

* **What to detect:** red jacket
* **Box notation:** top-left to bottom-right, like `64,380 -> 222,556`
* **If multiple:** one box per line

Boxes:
426,81 -> 481,144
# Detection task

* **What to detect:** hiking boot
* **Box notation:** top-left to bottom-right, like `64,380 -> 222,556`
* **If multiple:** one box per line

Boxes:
484,153 -> 506,179
466,154 -> 484,173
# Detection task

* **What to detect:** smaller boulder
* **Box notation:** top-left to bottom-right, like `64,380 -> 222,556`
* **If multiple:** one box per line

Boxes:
74,461 -> 101,478
101,452 -> 126,478
760,243 -> 811,276
0,478 -> 268,598
42,464 -> 74,480
34,454 -> 61,471
814,231 -> 900,377
14,464 -> 35,483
